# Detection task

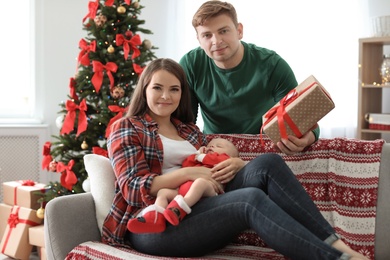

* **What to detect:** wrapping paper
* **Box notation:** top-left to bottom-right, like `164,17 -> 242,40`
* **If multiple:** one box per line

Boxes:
262,75 -> 335,144
0,206 -> 42,260
3,180 -> 46,210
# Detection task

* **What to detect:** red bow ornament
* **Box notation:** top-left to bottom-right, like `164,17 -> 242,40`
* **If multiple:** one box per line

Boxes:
82,0 -> 99,23
69,77 -> 79,101
56,160 -> 78,191
78,39 -> 96,66
42,142 -> 53,170
93,147 -> 108,157
116,34 -> 141,60
133,63 -> 144,75
105,105 -> 126,138
91,61 -> 118,93
61,99 -> 88,137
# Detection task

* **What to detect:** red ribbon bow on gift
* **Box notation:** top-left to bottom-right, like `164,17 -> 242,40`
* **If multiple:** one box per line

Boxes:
78,39 -> 96,66
61,99 -> 88,137
19,180 -> 35,186
260,89 -> 302,146
7,212 -> 19,228
105,0 -> 131,6
69,77 -> 79,101
56,160 -> 78,191
105,105 -> 126,138
93,147 -> 108,157
82,0 -> 99,23
116,34 -> 141,60
91,61 -> 118,93
42,141 -> 53,170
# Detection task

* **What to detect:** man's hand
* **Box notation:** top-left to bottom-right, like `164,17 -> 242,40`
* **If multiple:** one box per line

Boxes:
211,157 -> 246,184
275,130 -> 316,155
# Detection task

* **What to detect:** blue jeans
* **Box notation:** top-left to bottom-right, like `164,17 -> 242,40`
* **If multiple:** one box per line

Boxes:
127,154 -> 349,260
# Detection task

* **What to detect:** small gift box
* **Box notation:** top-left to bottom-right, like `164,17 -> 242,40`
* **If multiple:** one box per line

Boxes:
29,224 -> 45,248
0,203 -> 12,239
262,75 -> 335,144
0,205 -> 42,260
3,180 -> 46,210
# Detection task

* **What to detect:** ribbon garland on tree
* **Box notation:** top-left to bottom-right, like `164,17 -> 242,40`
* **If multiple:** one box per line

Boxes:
78,39 -> 96,66
105,105 -> 126,137
82,0 -> 99,23
56,160 -> 78,191
69,77 -> 79,101
42,142 -> 53,170
105,0 -> 131,6
91,61 -> 118,92
116,34 -> 141,60
61,99 -> 88,137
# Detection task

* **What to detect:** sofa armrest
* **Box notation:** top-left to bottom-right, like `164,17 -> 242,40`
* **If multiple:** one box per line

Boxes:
44,192 -> 101,260
375,142 -> 390,260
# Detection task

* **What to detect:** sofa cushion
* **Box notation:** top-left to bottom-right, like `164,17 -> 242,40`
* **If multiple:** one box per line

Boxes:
84,154 -> 115,234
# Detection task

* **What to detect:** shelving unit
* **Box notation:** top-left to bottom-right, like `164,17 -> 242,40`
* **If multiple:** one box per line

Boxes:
357,36 -> 390,140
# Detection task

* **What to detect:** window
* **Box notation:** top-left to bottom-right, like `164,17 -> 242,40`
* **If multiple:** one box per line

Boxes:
0,1 -> 36,122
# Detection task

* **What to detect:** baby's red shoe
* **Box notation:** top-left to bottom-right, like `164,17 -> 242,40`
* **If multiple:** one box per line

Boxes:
163,195 -> 192,226
127,205 -> 166,233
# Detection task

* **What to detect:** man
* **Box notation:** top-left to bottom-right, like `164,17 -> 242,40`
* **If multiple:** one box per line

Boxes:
179,0 -> 318,155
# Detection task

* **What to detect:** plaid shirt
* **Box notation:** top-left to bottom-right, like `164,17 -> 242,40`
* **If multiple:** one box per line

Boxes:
102,113 -> 207,245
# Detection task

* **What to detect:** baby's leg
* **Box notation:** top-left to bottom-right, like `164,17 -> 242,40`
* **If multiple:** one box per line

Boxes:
184,178 -> 216,207
156,188 -> 178,208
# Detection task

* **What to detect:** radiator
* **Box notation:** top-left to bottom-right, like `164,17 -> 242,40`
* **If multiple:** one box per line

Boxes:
0,125 -> 54,202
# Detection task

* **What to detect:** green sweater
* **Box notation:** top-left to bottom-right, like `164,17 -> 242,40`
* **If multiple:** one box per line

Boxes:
180,41 -> 319,139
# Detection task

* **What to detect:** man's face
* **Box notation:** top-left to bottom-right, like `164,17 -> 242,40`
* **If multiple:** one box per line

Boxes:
196,14 -> 243,69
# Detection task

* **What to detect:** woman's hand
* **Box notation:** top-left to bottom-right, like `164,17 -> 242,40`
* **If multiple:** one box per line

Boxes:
210,157 -> 246,184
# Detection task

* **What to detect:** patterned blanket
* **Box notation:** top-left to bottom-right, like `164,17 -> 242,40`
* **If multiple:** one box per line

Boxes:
66,135 -> 385,260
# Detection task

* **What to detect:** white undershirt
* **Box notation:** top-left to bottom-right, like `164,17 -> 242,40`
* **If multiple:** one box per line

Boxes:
159,134 -> 197,174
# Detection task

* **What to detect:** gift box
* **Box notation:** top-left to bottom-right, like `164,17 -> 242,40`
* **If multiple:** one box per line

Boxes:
29,224 -> 45,248
3,180 -> 46,210
0,205 -> 43,260
0,203 -> 12,239
262,75 -> 335,144
365,113 -> 390,130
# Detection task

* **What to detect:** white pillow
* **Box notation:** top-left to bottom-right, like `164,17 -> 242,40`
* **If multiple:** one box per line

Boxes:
83,154 -> 115,234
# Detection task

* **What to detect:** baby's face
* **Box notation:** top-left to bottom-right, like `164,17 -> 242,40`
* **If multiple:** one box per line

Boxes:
206,138 -> 234,156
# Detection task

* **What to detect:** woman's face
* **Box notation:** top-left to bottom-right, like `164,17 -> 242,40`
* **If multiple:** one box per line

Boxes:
146,69 -> 182,120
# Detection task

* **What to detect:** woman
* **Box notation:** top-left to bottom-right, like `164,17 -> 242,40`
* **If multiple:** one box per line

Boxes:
102,58 -> 367,260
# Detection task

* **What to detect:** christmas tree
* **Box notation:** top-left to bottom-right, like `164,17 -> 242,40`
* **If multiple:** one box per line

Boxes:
41,0 -> 157,203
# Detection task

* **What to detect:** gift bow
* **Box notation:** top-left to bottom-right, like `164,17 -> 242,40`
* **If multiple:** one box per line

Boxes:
19,180 -> 35,186
69,77 -> 79,101
116,34 -> 141,60
42,141 -> 53,170
260,89 -> 302,145
1,206 -> 40,254
82,0 -> 99,23
93,147 -> 108,157
91,61 -> 118,93
105,0 -> 131,6
56,160 -> 78,191
105,105 -> 126,138
133,63 -> 144,75
61,99 -> 88,137
78,39 -> 96,66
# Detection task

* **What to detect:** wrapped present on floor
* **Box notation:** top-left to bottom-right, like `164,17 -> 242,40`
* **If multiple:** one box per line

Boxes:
29,225 -> 46,260
3,180 -> 46,210
262,75 -> 335,144
0,203 -> 12,239
0,205 -> 43,260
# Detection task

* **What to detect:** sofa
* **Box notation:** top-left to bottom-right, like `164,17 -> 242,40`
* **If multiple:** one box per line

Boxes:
44,134 -> 390,260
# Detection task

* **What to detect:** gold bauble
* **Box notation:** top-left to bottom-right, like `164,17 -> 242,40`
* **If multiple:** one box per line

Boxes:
143,39 -> 152,50
81,141 -> 88,150
133,2 -> 140,8
107,45 -> 115,53
37,207 -> 45,219
117,6 -> 126,14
